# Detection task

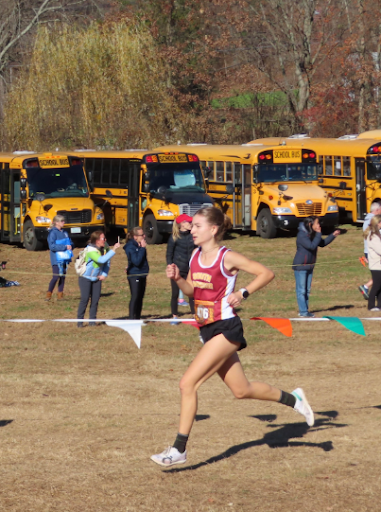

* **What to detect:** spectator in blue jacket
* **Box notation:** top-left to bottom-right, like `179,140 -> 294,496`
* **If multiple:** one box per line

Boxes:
124,226 -> 149,319
292,216 -> 340,317
46,215 -> 72,301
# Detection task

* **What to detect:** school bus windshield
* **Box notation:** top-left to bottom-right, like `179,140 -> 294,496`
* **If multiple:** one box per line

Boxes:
256,163 -> 319,183
26,164 -> 89,198
367,156 -> 381,181
147,162 -> 205,194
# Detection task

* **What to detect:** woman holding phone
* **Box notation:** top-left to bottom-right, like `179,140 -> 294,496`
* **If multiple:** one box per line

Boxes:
124,226 -> 149,320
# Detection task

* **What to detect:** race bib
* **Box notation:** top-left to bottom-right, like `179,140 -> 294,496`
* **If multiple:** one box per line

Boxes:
194,300 -> 215,326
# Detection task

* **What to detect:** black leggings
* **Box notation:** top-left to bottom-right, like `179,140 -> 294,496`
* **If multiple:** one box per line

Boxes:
170,279 -> 195,316
128,276 -> 146,319
48,264 -> 66,293
368,270 -> 381,309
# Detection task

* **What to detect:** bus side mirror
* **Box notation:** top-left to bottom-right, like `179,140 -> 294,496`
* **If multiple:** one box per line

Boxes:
144,172 -> 150,181
20,190 -> 27,200
143,183 -> 150,193
20,178 -> 27,188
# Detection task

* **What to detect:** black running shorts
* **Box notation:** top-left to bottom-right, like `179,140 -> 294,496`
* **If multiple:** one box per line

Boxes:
199,316 -> 247,351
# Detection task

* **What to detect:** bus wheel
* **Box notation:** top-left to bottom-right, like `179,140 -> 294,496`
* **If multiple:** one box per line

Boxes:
143,214 -> 163,245
257,209 -> 277,239
23,220 -> 44,251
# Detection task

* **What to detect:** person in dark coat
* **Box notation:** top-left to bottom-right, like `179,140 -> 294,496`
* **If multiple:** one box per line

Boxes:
124,226 -> 149,319
166,214 -> 196,322
292,216 -> 340,317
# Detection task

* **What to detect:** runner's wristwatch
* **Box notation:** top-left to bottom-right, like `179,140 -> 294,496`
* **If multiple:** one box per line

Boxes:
239,288 -> 249,300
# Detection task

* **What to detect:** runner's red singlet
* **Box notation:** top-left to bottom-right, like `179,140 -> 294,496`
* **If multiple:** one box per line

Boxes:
190,246 -> 237,326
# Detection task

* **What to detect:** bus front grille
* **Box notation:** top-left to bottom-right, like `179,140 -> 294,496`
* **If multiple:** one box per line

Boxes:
296,203 -> 323,216
179,203 -> 213,217
57,209 -> 92,224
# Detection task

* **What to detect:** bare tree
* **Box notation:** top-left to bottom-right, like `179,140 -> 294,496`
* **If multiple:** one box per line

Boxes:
0,0 -> 103,76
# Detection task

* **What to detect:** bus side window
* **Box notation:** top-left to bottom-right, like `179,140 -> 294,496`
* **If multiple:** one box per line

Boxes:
120,160 -> 129,186
343,156 -> 351,176
234,163 -> 241,183
216,161 -> 224,181
101,159 -> 111,186
325,156 -> 333,176
207,162 -> 215,180
93,159 -> 102,186
334,156 -> 342,176
226,162 -> 233,182
110,159 -> 120,185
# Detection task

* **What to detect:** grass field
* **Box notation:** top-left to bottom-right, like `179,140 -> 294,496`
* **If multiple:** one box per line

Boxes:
1,225 -> 381,512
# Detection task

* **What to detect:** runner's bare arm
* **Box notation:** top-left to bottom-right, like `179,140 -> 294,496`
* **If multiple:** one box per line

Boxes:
224,251 -> 274,306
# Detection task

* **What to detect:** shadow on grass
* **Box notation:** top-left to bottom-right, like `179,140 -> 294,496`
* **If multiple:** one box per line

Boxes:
164,410 -> 346,473
311,305 -> 355,313
100,292 -> 114,297
0,420 -> 13,427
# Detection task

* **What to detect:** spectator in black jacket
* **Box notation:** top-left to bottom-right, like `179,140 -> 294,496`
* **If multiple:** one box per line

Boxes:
166,214 -> 195,322
124,226 -> 149,319
292,216 -> 340,317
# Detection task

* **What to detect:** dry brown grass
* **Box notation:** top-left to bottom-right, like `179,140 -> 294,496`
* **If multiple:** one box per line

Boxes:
1,226 -> 381,511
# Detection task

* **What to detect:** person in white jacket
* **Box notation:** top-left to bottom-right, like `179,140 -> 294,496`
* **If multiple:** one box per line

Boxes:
359,201 -> 381,299
365,215 -> 381,311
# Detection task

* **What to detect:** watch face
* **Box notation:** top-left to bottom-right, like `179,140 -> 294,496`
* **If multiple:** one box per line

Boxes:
242,289 -> 249,299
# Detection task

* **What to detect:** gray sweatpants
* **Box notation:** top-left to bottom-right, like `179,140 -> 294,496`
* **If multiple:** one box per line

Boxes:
77,277 -> 102,321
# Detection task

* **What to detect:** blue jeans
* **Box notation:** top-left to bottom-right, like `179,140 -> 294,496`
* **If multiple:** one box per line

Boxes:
294,270 -> 314,315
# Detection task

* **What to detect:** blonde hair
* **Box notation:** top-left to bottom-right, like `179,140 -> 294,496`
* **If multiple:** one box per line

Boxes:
171,221 -> 181,241
50,214 -> 65,228
194,206 -> 232,241
364,214 -> 381,240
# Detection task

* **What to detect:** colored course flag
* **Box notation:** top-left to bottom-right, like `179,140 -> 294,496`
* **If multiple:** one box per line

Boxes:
323,316 -> 366,336
250,317 -> 293,337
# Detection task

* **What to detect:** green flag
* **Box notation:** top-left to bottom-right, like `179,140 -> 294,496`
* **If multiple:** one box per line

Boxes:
323,316 -> 366,336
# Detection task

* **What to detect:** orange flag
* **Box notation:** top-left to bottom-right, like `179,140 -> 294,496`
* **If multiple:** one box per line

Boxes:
250,317 -> 293,338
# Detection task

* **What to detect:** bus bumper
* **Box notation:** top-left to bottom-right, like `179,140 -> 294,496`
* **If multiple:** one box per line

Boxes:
273,212 -> 339,230
34,225 -> 105,241
157,220 -> 174,234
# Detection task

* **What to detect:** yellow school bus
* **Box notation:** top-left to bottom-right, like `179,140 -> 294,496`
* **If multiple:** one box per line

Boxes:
154,144 -> 339,238
252,132 -> 381,222
0,152 -> 105,250
73,150 -> 213,244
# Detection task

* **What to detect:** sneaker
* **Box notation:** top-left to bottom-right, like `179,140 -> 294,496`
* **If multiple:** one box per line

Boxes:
292,388 -> 314,427
170,320 -> 179,326
178,301 -> 189,307
359,285 -> 369,300
150,446 -> 187,467
298,312 -> 315,318
370,308 -> 380,312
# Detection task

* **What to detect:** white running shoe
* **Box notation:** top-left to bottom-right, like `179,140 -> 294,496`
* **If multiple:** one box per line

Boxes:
150,446 -> 187,467
292,388 -> 314,427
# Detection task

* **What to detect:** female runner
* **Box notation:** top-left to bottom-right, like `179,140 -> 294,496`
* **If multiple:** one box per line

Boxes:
151,206 -> 314,467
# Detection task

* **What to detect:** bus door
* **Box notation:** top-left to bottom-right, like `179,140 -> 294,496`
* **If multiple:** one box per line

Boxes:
355,158 -> 366,220
0,166 -> 21,243
241,164 -> 252,229
231,162 -> 242,228
126,161 -> 140,230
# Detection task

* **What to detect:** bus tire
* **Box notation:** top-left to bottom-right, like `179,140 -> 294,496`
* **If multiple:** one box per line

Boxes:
23,220 -> 44,251
143,214 -> 163,245
257,209 -> 277,239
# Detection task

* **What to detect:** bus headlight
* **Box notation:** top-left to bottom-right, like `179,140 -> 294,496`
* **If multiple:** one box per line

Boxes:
96,212 -> 105,221
327,205 -> 338,212
158,209 -> 173,216
273,207 -> 292,214
36,216 -> 51,223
